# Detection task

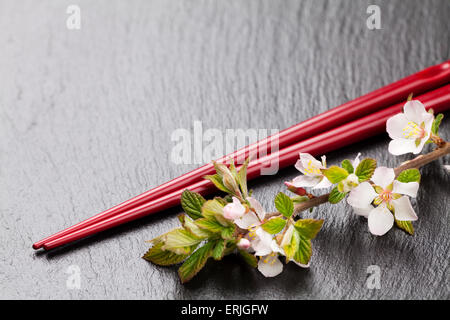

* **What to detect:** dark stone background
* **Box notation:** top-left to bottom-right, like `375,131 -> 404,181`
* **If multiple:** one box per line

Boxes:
0,0 -> 448,299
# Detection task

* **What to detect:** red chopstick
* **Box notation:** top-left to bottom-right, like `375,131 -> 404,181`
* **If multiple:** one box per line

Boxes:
41,84 -> 450,250
32,61 -> 450,250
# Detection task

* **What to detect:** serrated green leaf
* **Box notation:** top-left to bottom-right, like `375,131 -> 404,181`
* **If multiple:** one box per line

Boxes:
221,224 -> 236,240
355,158 -> 377,182
161,228 -> 203,255
238,249 -> 258,268
293,233 -> 312,265
431,113 -> 444,135
341,159 -> 354,174
142,241 -> 189,266
204,174 -> 231,193
395,219 -> 414,235
328,186 -> 347,204
182,215 -> 214,238
195,217 -> 226,234
180,190 -> 206,220
274,192 -> 294,218
178,241 -> 215,283
201,199 -> 225,220
294,219 -> 324,239
212,239 -> 226,260
396,168 -> 421,183
261,217 -> 287,234
321,166 -> 349,184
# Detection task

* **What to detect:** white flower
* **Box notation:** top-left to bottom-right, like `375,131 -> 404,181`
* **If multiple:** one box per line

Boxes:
223,197 -> 246,220
234,198 -> 308,277
233,197 -> 265,229
386,100 -> 434,155
347,167 -> 419,236
291,153 -> 332,189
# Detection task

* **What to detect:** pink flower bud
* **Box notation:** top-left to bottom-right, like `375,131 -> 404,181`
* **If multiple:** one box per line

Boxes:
223,197 -> 246,220
285,181 -> 307,196
237,238 -> 251,250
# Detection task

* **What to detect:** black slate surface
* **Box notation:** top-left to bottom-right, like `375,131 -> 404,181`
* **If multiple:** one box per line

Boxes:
0,0 -> 449,299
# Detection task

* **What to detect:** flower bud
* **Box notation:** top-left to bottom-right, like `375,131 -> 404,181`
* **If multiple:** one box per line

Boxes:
237,238 -> 251,250
284,181 -> 307,196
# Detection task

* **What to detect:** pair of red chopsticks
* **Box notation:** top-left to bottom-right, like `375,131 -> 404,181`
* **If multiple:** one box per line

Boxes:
33,61 -> 450,250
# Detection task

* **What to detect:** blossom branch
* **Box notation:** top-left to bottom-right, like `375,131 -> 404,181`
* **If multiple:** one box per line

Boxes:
266,141 -> 450,219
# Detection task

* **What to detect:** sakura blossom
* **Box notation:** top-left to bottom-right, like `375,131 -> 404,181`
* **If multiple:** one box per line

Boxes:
386,100 -> 434,155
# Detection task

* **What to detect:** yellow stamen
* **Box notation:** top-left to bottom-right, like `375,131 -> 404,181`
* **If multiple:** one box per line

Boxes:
402,121 -> 424,139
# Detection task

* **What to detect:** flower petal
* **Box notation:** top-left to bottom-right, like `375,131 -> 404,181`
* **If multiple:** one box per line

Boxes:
292,175 -> 322,188
388,138 -> 419,155
371,167 -> 395,189
234,212 -> 260,229
347,182 -> 378,209
294,159 -> 306,174
223,197 -> 246,220
403,100 -> 426,123
386,113 -> 410,139
368,204 -> 394,236
257,255 -> 283,277
392,196 -> 418,221
353,205 -> 374,217
392,181 -> 419,198
298,153 -> 323,176
247,197 -> 266,220
312,177 -> 333,189
252,228 -> 274,256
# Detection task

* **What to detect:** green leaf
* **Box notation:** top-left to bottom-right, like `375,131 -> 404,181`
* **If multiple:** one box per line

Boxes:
341,159 -> 354,174
328,186 -> 347,204
182,215 -> 213,238
178,241 -> 215,283
238,249 -> 258,268
195,217 -> 226,234
201,199 -> 225,220
161,228 -> 203,255
261,217 -> 287,234
396,168 -> 421,183
211,239 -> 226,260
237,158 -> 249,197
321,166 -> 349,184
293,233 -> 312,265
431,113 -> 444,135
221,224 -> 236,240
204,174 -> 231,193
395,219 -> 414,235
142,241 -> 188,266
355,158 -> 377,182
180,190 -> 206,220
294,219 -> 324,239
274,192 -> 294,218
